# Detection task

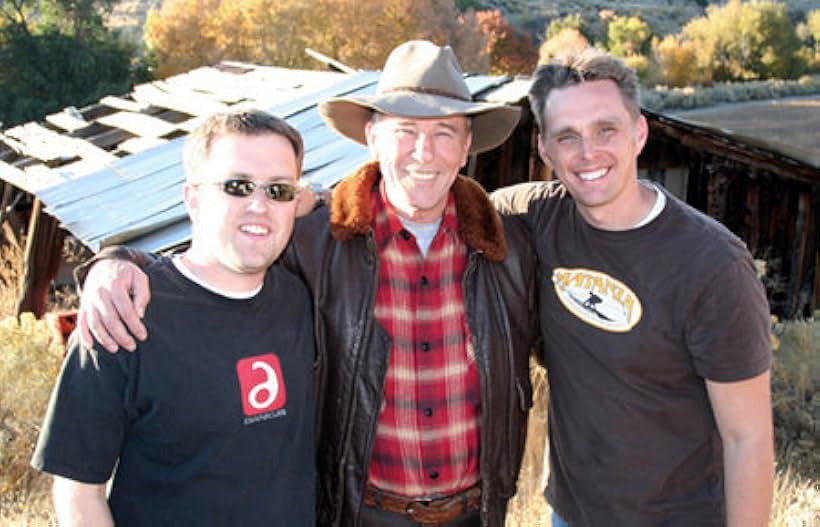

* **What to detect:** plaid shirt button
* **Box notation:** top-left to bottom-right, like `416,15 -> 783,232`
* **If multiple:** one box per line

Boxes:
423,408 -> 433,417
420,341 -> 431,352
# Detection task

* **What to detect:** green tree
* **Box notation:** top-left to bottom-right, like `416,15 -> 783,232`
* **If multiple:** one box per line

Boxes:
607,15 -> 652,58
545,13 -> 587,41
0,0 -> 147,129
807,9 -> 820,44
681,0 -> 805,82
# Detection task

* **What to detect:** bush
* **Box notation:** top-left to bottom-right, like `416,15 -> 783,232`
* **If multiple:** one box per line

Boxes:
0,313 -> 63,517
641,75 -> 820,112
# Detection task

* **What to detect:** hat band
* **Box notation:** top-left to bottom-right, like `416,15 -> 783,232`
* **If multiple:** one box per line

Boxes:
381,86 -> 471,102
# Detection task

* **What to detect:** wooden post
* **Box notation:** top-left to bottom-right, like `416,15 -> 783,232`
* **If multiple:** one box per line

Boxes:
16,198 -> 65,318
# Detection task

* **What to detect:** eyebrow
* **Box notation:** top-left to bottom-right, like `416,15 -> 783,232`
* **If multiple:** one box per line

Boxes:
549,118 -> 622,136
393,120 -> 461,133
227,172 -> 295,182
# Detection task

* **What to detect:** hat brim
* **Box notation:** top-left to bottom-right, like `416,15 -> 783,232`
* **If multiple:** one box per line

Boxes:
319,93 -> 521,154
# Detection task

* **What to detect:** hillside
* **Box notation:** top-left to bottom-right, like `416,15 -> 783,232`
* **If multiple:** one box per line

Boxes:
488,0 -> 819,43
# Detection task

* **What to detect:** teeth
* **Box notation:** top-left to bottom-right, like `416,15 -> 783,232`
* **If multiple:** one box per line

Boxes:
408,171 -> 437,180
578,168 -> 607,181
240,225 -> 269,235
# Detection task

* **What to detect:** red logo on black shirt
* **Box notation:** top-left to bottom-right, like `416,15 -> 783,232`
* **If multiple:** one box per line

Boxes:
236,354 -> 287,416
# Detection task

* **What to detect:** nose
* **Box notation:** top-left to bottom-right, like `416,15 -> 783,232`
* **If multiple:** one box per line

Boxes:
413,132 -> 435,163
578,136 -> 597,160
245,188 -> 270,212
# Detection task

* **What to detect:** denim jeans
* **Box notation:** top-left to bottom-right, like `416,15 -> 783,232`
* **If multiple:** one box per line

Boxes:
552,510 -> 571,527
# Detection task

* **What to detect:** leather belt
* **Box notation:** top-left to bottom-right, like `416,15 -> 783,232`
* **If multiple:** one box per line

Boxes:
363,483 -> 481,525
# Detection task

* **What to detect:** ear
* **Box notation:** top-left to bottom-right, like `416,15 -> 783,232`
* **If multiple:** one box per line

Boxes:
364,119 -> 380,161
634,114 -> 649,155
536,133 -> 554,169
462,130 -> 473,167
182,183 -> 198,220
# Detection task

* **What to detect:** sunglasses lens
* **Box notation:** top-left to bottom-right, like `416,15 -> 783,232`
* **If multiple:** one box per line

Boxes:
265,183 -> 297,202
222,179 -> 255,197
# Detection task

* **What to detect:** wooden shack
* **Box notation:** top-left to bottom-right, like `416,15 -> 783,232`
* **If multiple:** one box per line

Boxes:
1,63 -> 817,318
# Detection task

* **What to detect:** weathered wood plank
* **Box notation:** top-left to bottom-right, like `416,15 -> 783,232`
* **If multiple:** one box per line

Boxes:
100,95 -> 152,113
133,82 -> 228,117
97,111 -> 178,139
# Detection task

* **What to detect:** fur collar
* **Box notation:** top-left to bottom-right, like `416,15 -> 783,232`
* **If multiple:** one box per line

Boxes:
329,161 -> 506,261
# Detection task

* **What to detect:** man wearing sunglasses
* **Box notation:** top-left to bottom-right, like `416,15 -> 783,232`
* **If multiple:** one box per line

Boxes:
32,110 -> 316,526
70,41 -> 537,526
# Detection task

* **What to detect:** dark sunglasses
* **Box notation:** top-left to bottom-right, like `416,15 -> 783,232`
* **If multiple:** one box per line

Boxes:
197,179 -> 300,202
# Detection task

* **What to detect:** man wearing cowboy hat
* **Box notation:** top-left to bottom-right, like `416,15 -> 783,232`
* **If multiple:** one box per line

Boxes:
74,40 -> 538,526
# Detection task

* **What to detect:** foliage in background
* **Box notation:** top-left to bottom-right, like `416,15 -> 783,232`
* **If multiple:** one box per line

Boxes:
0,0 -> 150,129
607,15 -> 652,59
476,9 -> 537,75
537,27 -> 589,65
680,0 -> 805,83
145,0 -> 491,79
534,1 -> 818,89
651,34 -> 700,87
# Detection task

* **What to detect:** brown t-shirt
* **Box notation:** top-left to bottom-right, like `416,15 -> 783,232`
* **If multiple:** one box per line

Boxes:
493,182 -> 771,526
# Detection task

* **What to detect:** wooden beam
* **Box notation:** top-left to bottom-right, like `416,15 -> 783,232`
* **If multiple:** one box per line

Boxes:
649,120 -> 818,184
16,199 -> 65,317
788,191 -> 810,316
97,111 -> 179,139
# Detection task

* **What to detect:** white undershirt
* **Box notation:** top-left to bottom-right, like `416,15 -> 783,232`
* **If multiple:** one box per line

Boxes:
172,255 -> 263,299
399,217 -> 443,257
633,181 -> 667,229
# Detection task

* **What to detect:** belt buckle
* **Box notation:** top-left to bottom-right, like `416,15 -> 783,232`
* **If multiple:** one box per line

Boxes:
405,496 -> 455,525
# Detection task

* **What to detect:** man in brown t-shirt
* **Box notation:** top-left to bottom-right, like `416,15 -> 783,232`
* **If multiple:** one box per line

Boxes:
493,48 -> 773,526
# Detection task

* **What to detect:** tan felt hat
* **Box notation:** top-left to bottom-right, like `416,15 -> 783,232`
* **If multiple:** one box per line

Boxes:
319,40 -> 521,154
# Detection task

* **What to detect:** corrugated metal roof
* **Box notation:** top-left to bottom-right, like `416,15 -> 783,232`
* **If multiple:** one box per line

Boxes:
0,63 -> 515,253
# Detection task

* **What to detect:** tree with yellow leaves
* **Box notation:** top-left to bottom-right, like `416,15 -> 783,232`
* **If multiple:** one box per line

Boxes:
145,0 -> 488,78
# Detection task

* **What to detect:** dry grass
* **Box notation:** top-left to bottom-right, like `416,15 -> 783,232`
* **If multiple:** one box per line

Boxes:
0,313 -> 63,527
506,361 -> 551,526
0,224 -> 24,319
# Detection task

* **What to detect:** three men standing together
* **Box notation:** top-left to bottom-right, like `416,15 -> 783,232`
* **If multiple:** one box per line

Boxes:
36,40 -> 773,527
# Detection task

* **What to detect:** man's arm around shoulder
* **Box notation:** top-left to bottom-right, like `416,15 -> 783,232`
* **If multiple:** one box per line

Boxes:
490,180 -> 566,216
52,476 -> 113,527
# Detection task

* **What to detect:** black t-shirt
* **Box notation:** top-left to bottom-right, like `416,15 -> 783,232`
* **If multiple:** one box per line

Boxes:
32,258 -> 315,526
494,182 -> 771,526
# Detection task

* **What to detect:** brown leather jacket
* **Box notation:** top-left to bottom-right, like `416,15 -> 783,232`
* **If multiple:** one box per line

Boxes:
284,162 -> 538,527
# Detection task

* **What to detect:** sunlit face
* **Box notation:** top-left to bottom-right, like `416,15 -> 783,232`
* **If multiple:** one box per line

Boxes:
366,115 -> 472,223
184,133 -> 299,291
538,79 -> 648,228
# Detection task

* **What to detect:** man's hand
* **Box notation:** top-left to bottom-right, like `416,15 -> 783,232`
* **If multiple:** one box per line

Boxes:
77,260 -> 150,352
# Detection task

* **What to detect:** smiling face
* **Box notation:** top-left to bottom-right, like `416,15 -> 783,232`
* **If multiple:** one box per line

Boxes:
183,132 -> 299,292
366,114 -> 472,223
538,79 -> 650,229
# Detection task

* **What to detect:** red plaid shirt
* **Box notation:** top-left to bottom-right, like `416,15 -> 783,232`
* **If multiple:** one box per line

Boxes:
367,185 -> 481,497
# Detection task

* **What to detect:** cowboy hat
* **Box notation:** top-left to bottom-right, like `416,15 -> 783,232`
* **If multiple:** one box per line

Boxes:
318,40 -> 521,154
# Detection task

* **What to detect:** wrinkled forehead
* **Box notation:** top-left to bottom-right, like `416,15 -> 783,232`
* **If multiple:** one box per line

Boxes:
373,113 -> 472,131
